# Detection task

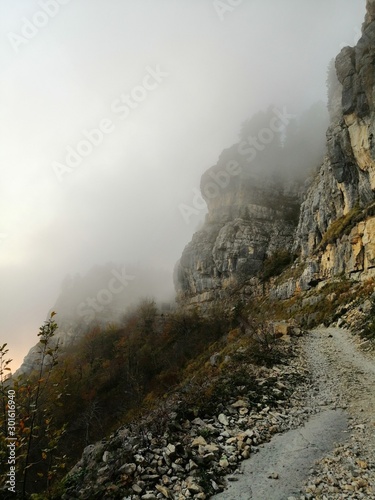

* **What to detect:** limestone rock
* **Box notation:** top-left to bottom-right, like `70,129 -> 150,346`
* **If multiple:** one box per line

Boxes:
218,414 -> 229,426
272,322 -> 291,338
295,10 -> 375,284
175,143 -> 302,305
175,5 -> 375,305
191,436 -> 207,447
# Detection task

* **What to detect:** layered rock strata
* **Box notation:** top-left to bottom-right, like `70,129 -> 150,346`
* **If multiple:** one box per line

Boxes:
296,5 -> 375,282
177,0 -> 375,305
175,143 -> 302,305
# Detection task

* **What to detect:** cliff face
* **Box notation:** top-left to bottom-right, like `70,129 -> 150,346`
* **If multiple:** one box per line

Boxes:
175,140 -> 303,305
176,0 -> 375,305
295,3 -> 375,281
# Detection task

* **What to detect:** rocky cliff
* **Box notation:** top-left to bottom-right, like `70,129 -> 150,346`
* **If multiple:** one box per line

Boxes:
176,1 -> 375,305
295,0 -> 375,283
174,107 -> 325,304
175,140 -> 303,305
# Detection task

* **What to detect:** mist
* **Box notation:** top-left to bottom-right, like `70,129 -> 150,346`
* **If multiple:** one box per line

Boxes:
0,0 -> 365,370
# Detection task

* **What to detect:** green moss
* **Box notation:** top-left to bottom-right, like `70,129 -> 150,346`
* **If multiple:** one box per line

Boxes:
317,205 -> 362,251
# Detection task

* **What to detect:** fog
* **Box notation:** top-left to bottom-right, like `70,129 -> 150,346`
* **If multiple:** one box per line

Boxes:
0,0 -> 365,371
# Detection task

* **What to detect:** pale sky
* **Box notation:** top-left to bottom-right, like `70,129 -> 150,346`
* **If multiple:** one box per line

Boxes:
0,0 -> 366,371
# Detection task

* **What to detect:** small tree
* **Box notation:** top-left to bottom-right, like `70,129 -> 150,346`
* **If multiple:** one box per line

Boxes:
0,344 -> 13,494
15,312 -> 66,499
0,343 -> 12,431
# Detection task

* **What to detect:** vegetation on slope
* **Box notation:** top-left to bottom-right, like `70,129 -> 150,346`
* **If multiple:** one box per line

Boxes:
2,251 -> 375,498
316,201 -> 375,253
0,302 -> 235,498
317,205 -> 362,251
0,292 -> 300,499
261,250 -> 296,282
59,309 -> 296,499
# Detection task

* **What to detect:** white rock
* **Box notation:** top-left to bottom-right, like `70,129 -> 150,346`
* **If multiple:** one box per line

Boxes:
218,413 -> 229,426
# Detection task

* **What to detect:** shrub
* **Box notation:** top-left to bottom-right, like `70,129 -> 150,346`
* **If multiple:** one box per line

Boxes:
261,250 -> 294,282
361,300 -> 375,341
317,205 -> 362,251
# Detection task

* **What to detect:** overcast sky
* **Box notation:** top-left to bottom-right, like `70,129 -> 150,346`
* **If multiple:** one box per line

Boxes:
0,0 -> 366,371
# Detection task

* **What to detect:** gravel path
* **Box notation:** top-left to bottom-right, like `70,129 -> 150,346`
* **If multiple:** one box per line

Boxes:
302,328 -> 375,499
213,328 -> 375,500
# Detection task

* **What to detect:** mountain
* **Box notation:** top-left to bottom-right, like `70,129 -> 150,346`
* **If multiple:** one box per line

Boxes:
175,0 -> 375,307
175,104 -> 328,306
14,263 -> 175,377
6,2 -> 375,499
296,5 -> 375,281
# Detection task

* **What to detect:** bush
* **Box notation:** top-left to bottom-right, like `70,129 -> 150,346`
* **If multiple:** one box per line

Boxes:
361,301 -> 375,341
317,205 -> 362,251
261,250 -> 294,282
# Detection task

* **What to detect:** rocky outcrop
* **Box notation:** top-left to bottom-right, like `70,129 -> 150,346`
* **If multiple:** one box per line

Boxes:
295,9 -> 375,282
177,2 -> 375,306
319,215 -> 375,279
176,0 -> 375,306
175,143 -> 302,305
364,0 -> 375,30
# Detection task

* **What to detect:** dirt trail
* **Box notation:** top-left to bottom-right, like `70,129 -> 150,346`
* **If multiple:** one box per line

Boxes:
213,328 -> 375,499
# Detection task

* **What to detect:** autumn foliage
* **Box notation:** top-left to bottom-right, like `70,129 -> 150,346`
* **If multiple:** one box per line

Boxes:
1,301 -> 230,499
